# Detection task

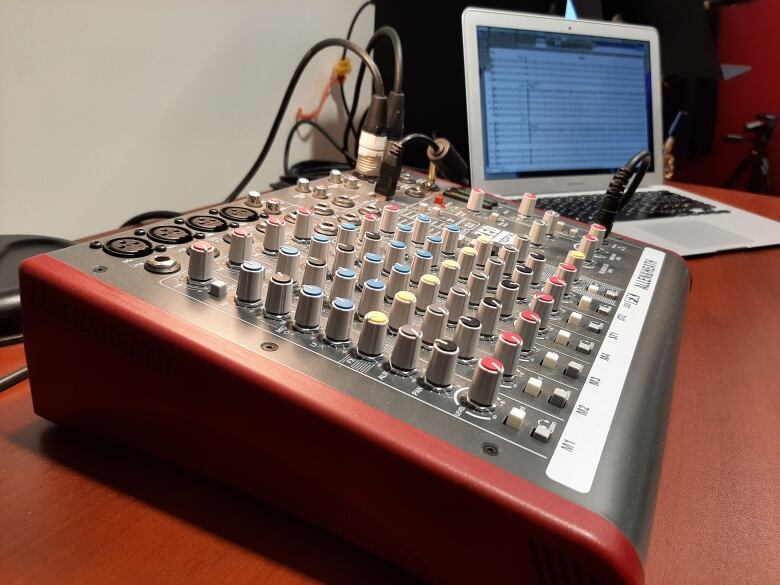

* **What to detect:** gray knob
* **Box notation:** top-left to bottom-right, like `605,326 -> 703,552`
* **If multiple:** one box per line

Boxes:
330,267 -> 356,303
293,208 -> 314,241
511,265 -> 533,299
187,241 -> 215,283
294,284 -> 324,331
393,223 -> 412,246
265,197 -> 282,214
525,252 -> 546,285
518,192 -> 537,216
529,219 -> 547,246
496,279 -> 520,318
438,259 -> 460,296
453,316 -> 481,361
529,293 -> 554,330
498,243 -> 519,276
410,250 -> 433,284
578,234 -> 598,262
514,309 -> 541,351
228,227 -> 254,266
246,190 -> 263,207
276,245 -> 300,283
386,263 -> 411,300
542,276 -> 565,311
424,234 -> 443,267
301,257 -> 327,289
390,325 -> 422,373
446,285 -> 469,324
360,232 -> 382,259
344,175 -> 359,189
421,305 -> 448,346
512,234 -> 531,261
442,224 -> 461,255
264,272 -> 293,317
263,216 -> 286,253
357,311 -> 388,357
411,213 -> 432,244
388,290 -> 416,332
474,234 -> 493,267
565,249 -> 586,273
325,297 -> 355,343
494,331 -> 523,377
358,253 -> 383,287
485,256 -> 504,290
329,168 -> 343,183
424,339 -> 459,388
589,223 -> 607,245
358,279 -> 385,318
332,243 -> 356,273
476,297 -> 501,338
467,187 -> 485,212
379,203 -> 400,234
383,240 -> 406,274
554,262 -> 577,295
313,185 -> 328,200
358,212 -> 380,242
309,234 -> 331,263
467,270 -> 488,307
457,246 -> 477,280
235,260 -> 264,306
336,222 -> 358,247
296,177 -> 311,193
543,210 -> 559,236
465,357 -> 504,408
415,274 -> 439,312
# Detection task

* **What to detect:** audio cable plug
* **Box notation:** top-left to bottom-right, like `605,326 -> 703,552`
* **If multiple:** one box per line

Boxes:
354,95 -> 388,179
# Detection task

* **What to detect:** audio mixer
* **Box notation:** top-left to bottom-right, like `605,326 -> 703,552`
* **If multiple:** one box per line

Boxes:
20,170 -> 688,584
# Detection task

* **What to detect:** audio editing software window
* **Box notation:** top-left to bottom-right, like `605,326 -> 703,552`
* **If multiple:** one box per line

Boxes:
477,26 -> 653,179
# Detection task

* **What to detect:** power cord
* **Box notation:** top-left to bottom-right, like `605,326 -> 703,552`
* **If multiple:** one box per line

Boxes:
595,150 -> 652,238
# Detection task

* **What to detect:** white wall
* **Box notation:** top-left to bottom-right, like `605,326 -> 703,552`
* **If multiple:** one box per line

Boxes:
0,0 -> 373,240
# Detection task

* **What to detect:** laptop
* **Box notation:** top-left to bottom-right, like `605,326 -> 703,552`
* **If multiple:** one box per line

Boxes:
461,8 -> 780,256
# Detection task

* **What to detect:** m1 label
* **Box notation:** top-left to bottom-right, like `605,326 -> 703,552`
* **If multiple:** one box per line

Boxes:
546,247 -> 666,493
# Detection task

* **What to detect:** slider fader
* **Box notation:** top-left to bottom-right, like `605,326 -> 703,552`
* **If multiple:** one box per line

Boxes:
20,170 -> 689,585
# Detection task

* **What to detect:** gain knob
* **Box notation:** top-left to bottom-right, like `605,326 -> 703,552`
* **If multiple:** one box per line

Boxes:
332,243 -> 356,273
438,259 -> 460,295
421,305 -> 448,346
410,249 -> 433,284
453,316 -> 482,361
358,253 -> 383,286
336,222 -> 358,247
187,241 -> 215,284
467,270 -> 488,306
379,203 -> 400,234
496,279 -> 520,318
529,293 -> 554,329
511,265 -> 533,300
416,274 -> 439,312
466,187 -> 485,212
518,192 -> 537,217
512,234 -> 530,260
228,227 -> 254,266
424,234 -> 443,267
360,232 -> 382,259
394,223 -> 412,246
263,217 -> 286,253
325,297 -> 355,344
424,339 -> 459,389
494,331 -> 522,377
578,234 -> 598,262
276,245 -> 300,283
485,256 -> 504,290
514,310 -> 541,351
525,252 -> 546,285
498,243 -> 519,275
293,208 -> 314,241
464,357 -> 504,409
330,267 -> 356,303
411,214 -> 432,244
358,279 -> 385,318
293,284 -> 324,331
358,212 -> 379,242
264,272 -> 293,318
446,285 -> 469,324
382,240 -> 406,274
458,246 -> 477,280
388,291 -> 416,332
474,234 -> 493,267
309,234 -> 332,263
529,219 -> 547,246
389,325 -> 422,374
555,262 -> 577,294
589,223 -> 607,245
476,297 -> 501,338
357,311 -> 389,358
442,224 -> 461,255
542,276 -> 565,311
301,257 -> 327,289
235,260 -> 264,307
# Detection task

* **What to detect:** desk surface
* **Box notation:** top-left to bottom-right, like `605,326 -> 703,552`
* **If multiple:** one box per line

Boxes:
2,184 -> 779,585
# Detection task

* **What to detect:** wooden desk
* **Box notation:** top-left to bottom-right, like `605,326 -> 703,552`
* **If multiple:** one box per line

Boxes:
2,185 -> 778,584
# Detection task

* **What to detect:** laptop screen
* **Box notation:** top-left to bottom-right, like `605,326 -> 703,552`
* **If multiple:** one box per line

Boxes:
476,26 -> 654,180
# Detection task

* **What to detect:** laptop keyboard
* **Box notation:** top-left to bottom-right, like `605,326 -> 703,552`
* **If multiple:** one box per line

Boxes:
536,190 -> 729,223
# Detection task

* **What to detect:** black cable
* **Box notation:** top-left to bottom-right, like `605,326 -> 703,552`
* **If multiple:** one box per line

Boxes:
341,1 -> 374,59
283,120 -> 355,177
0,365 -> 28,393
120,211 -> 181,227
343,27 -> 403,152
596,150 -> 652,237
399,133 -> 440,151
224,38 -> 384,203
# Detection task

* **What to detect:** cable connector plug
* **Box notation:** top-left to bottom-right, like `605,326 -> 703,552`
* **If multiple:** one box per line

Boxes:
355,94 -> 388,178
374,141 -> 404,198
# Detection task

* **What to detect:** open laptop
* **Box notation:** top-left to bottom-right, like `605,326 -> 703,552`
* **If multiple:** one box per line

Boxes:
461,8 -> 780,256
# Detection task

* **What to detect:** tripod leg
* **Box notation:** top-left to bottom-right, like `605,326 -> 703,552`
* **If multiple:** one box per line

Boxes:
724,156 -> 753,189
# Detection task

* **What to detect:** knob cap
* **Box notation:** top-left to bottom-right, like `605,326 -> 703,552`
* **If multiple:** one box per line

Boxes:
330,267 -> 356,303
235,260 -> 264,306
496,279 -> 520,318
389,290 -> 416,332
529,219 -> 547,246
386,263 -> 411,300
357,311 -> 388,357
554,262 -> 577,294
442,224 -> 461,255
589,223 -> 607,245
566,249 -> 586,272
424,234 -> 443,267
301,257 -> 327,289
383,240 -> 406,274
187,241 -> 215,283
511,265 -> 533,299
276,245 -> 300,283
543,210 -> 559,236
379,203 -> 400,234
465,357 -> 504,408
457,246 -> 477,280
296,177 -> 311,193
390,325 -> 422,373
358,253 -> 383,287
530,293 -> 554,329
416,274 -> 439,312
336,222 -> 358,247
308,234 -> 331,263
411,214 -> 432,244
512,234 -> 531,260
518,192 -> 537,216
263,217 -> 286,253
514,309 -> 541,351
579,234 -> 598,262
293,208 -> 314,241
453,316 -> 482,361
358,212 -> 379,242
325,297 -> 355,343
294,285 -> 324,331
410,249 -> 433,284
485,256 -> 504,290
425,339 -> 459,388
476,297 -> 501,338
228,227 -> 254,266
446,285 -> 469,324
543,276 -> 565,311
467,187 -> 485,212
329,168 -> 343,183
393,223 -> 412,246
474,234 -> 493,266
332,243 -> 356,273
494,331 -> 522,377
358,279 -> 385,318
525,252 -> 546,285
264,272 -> 293,317
467,270 -> 488,306
438,259 -> 460,295
498,243 -> 519,275
421,305 -> 448,346
360,231 -> 382,259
